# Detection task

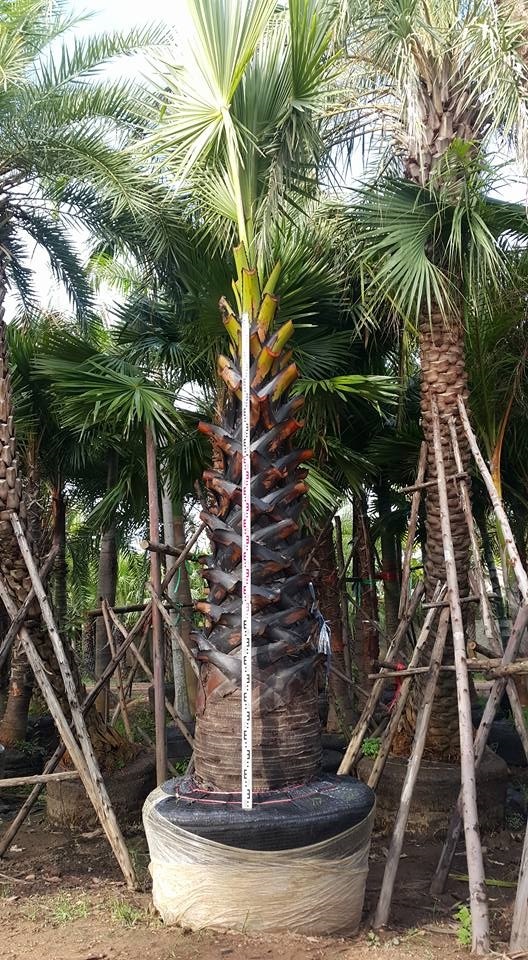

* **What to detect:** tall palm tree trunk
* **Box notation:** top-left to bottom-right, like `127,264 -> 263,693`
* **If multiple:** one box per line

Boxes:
377,480 -> 401,639
94,454 -> 118,717
353,492 -> 380,685
394,306 -> 470,758
192,259 -> 322,792
52,485 -> 67,634
317,517 -> 355,733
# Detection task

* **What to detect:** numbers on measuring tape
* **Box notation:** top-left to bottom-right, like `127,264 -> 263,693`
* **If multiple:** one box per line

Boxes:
240,311 -> 253,811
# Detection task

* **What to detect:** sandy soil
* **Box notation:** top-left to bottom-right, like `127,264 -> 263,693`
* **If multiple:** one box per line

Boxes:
0,790 -> 524,960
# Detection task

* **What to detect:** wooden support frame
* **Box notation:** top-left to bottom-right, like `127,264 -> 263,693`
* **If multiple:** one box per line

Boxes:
338,582 -> 424,775
0,543 -> 58,669
458,396 -> 528,603
7,514 -> 138,889
0,771 -> 79,788
431,398 -> 489,953
430,603 -> 528,897
398,443 -> 427,619
104,601 -> 194,749
373,607 -> 450,929
367,585 -> 446,790
0,606 -> 152,859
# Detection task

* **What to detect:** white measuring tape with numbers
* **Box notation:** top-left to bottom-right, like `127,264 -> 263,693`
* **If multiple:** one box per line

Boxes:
240,311 -> 253,810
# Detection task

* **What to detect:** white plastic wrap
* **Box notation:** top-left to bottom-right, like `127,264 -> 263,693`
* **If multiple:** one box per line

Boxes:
143,786 -> 374,934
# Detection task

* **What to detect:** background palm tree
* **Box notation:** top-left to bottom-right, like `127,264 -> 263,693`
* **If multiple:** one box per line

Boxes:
335,0 -> 528,751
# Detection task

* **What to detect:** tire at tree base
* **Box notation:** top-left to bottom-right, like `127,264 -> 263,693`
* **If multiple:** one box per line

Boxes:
157,774 -> 375,851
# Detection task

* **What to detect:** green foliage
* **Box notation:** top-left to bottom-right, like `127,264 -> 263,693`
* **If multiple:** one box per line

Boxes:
0,0 -> 173,312
109,898 -> 147,927
361,737 -> 381,758
454,905 -> 472,948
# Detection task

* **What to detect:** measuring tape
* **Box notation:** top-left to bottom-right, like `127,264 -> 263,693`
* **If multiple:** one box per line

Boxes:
240,311 -> 253,810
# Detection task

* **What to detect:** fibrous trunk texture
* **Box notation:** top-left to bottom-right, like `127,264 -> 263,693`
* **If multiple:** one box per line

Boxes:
193,252 -> 322,791
393,307 -> 470,759
377,481 -> 401,640
317,517 -> 355,733
353,492 -> 379,686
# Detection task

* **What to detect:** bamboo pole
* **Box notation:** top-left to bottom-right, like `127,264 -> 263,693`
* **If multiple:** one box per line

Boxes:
374,607 -> 450,929
152,590 -> 199,677
458,396 -> 528,604
431,603 -> 528,896
101,602 -> 132,740
338,582 -> 424,775
367,586 -> 446,790
432,399 -> 489,954
0,544 -> 59,669
449,416 -> 528,760
0,613 -> 146,859
145,426 -> 167,786
0,771 -> 79,788
399,443 -> 427,619
105,602 -> 194,749
7,517 -> 137,890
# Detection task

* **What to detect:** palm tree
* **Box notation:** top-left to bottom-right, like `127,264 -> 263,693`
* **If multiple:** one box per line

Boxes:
337,0 -> 528,754
141,0 -> 403,789
0,0 -> 170,751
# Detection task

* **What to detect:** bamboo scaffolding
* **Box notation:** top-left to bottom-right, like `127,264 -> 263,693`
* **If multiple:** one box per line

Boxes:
398,443 -> 427,619
431,399 -> 489,953
8,515 -> 137,890
367,585 -> 446,790
448,418 -> 528,761
104,602 -> 194,749
0,609 -> 150,859
338,581 -> 424,775
101,602 -> 132,740
0,771 -> 79,788
458,396 -> 528,604
0,543 -> 59,669
430,603 -> 528,897
373,607 -> 450,929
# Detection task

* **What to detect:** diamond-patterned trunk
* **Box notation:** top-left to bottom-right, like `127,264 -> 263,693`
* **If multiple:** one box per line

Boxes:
192,256 -> 323,791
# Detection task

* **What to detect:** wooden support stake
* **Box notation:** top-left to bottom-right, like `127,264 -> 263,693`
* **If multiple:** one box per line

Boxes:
423,594 -> 479,609
399,443 -> 427,619
0,544 -> 59,669
373,607 -> 450,929
401,471 -> 468,494
432,399 -> 489,954
105,602 -> 194,749
338,582 -> 424,775
7,516 -> 137,890
458,396 -> 528,604
431,603 -> 528,897
0,576 -> 136,887
510,621 -> 528,953
0,614 -> 147,859
368,587 -> 446,790
0,771 -> 79,788
152,590 -> 199,677
101,602 -> 132,740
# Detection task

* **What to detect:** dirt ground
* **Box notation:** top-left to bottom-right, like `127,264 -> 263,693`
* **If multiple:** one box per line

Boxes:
0,791 -> 525,960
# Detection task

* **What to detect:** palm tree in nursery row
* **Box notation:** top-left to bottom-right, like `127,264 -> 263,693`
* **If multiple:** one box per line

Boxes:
0,0 -> 177,757
144,0 -> 397,789
338,0 -> 528,756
